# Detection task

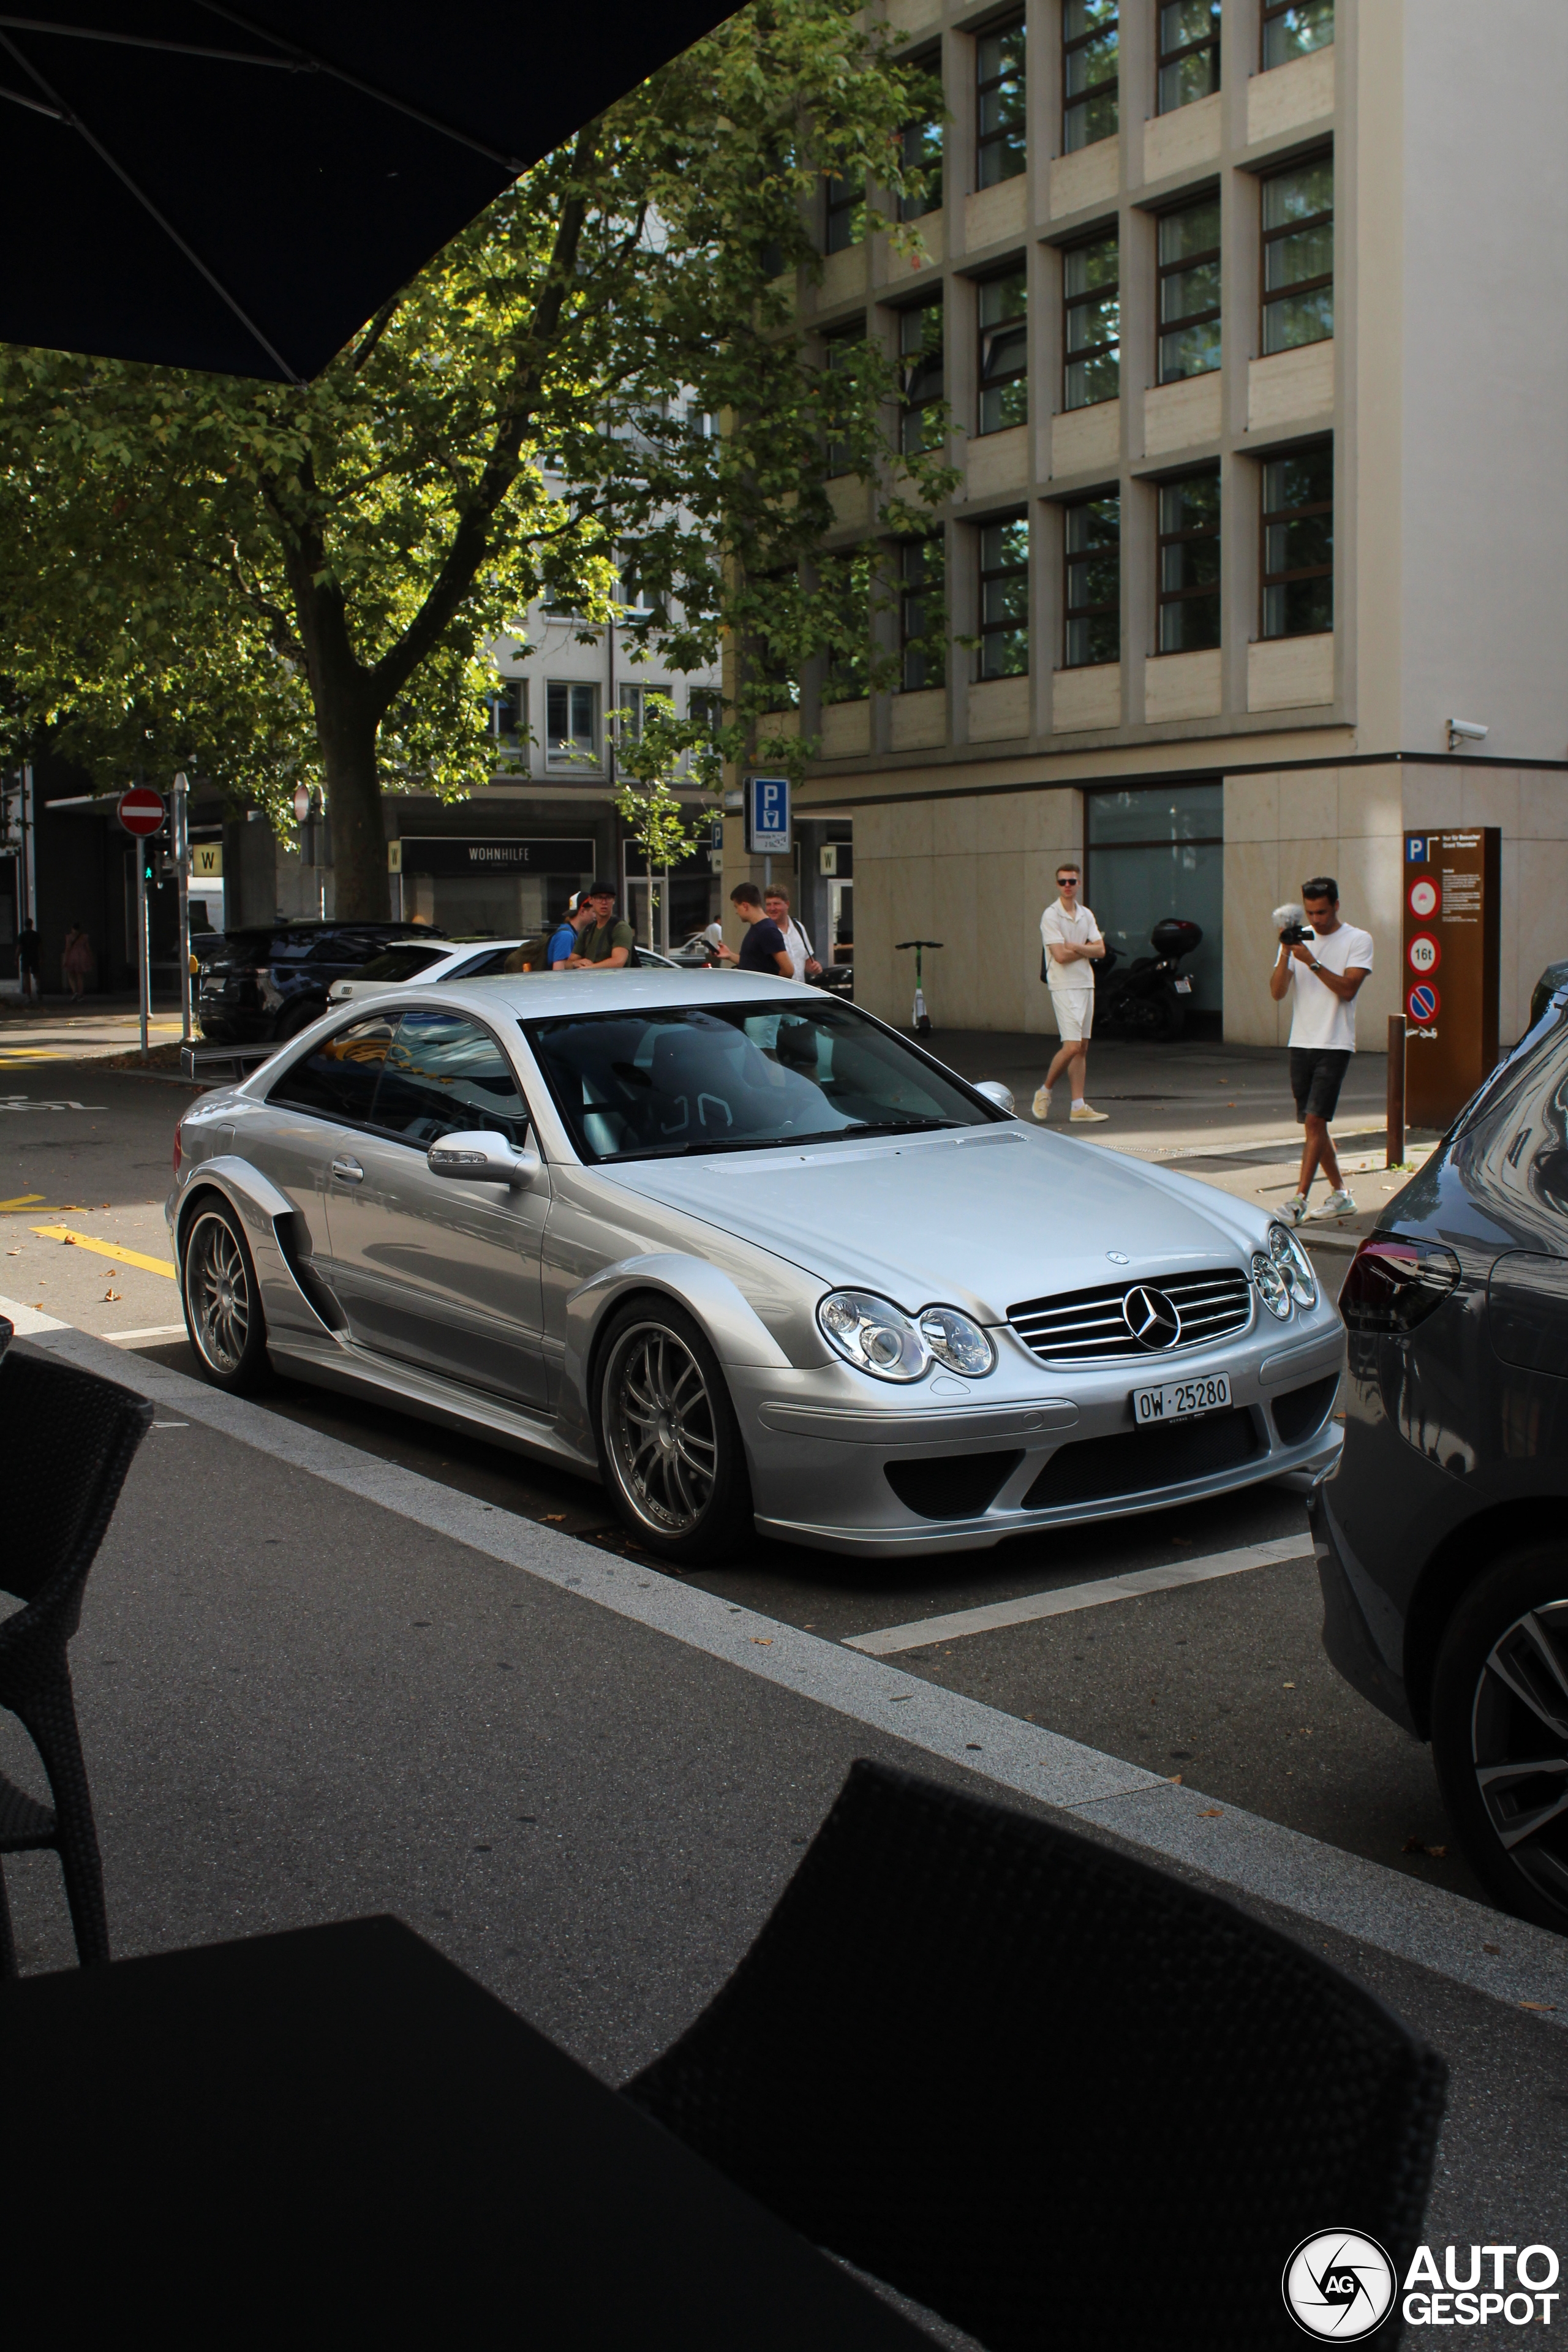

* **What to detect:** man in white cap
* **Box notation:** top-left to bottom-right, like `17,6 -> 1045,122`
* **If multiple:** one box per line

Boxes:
1033,862 -> 1107,1123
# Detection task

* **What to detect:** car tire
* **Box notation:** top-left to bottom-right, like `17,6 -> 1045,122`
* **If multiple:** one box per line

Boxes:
1430,1542 -> 1568,1931
274,998 -> 322,1041
595,1298 -> 754,1566
181,1200 -> 271,1393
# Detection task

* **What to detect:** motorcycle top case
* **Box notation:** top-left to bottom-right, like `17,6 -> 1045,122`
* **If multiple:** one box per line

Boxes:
1150,919 -> 1202,959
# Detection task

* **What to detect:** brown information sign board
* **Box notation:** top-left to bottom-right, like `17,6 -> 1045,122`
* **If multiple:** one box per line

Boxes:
1402,826 -> 1500,1129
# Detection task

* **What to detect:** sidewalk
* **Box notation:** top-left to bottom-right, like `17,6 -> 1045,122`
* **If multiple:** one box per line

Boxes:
0,997 -> 186,1067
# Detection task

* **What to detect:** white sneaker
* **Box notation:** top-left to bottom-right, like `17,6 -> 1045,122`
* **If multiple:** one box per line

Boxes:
1031,1086 -> 1051,1121
1311,1188 -> 1357,1219
1069,1104 -> 1109,1123
1283,1193 -> 1308,1224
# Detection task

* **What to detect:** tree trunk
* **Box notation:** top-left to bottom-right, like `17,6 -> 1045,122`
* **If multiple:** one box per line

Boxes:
318,691 -> 389,921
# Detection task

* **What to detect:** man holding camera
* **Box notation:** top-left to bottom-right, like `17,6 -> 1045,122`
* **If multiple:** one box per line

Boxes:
1268,876 -> 1373,1222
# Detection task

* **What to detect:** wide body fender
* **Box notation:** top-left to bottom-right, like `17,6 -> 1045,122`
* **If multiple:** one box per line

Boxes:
170,1155 -> 339,1340
557,1250 -> 793,1456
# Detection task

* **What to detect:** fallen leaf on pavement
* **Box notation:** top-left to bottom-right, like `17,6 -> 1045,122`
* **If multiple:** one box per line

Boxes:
1198,1808 -> 1222,1817
1168,1773 -> 1183,1785
543,1513 -> 565,1521
1483,1942 -> 1501,1955
1519,2002 -> 1557,2013
750,1637 -> 773,1646
102,1291 -> 121,1302
1401,1837 -> 1448,1858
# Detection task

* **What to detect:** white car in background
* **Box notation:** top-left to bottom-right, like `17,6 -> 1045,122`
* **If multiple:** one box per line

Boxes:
330,937 -> 678,1006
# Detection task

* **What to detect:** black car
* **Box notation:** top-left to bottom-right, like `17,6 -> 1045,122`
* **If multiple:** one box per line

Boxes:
196,921 -> 446,1044
1530,957 -> 1568,1031
1313,985 -> 1568,1929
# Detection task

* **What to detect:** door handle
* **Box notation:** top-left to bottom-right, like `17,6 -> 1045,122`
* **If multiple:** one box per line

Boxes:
330,1155 -> 364,1184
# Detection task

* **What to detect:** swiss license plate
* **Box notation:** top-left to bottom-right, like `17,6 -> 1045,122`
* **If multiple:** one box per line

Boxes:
1173,976 -> 1193,994
1133,1372 -> 1231,1426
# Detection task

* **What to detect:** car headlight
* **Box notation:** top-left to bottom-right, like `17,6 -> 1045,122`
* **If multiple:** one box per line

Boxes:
916,1305 -> 996,1378
1250,1250 -> 1292,1321
1267,1222 -> 1318,1308
817,1291 -> 995,1382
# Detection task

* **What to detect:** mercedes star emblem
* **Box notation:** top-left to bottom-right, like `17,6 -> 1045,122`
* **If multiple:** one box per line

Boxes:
1106,1251 -> 1129,1265
1122,1284 -> 1182,1350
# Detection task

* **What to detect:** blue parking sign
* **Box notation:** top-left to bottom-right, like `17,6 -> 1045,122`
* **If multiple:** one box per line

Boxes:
746,774 -> 791,855
1407,835 -> 1427,861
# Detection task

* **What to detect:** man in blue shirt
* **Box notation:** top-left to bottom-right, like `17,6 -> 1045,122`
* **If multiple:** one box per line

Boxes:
545,894 -> 592,970
715,882 -> 793,977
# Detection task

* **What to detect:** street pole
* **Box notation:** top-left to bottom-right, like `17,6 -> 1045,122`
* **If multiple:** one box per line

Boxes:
1387,1013 -> 1406,1169
137,839 -> 150,1063
173,771 -> 192,1045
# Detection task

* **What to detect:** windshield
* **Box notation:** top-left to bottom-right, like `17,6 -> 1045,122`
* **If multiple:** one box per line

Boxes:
524,1002 -> 997,1163
353,944 -> 446,982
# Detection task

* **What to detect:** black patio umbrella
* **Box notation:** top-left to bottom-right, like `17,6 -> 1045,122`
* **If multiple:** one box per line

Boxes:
0,2 -> 740,384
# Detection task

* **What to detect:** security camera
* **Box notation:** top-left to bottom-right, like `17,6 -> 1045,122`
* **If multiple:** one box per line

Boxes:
1447,718 -> 1488,749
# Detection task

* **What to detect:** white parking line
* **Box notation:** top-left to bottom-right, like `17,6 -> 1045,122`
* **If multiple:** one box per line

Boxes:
105,1324 -> 188,1344
843,1532 -> 1314,1656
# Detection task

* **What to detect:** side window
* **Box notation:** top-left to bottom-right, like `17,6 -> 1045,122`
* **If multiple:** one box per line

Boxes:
266,1015 -> 396,1126
374,1010 -> 531,1148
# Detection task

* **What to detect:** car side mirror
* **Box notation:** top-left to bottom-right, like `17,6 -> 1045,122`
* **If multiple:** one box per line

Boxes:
974,1080 -> 1016,1115
427,1130 -> 541,1187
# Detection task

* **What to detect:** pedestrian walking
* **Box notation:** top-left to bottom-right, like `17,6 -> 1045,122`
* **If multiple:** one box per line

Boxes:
16,916 -> 40,1006
1032,864 -> 1107,1123
714,883 -> 793,976
763,885 -> 822,981
541,893 -> 593,970
566,881 -> 637,970
61,922 -> 94,1000
1268,875 -> 1373,1221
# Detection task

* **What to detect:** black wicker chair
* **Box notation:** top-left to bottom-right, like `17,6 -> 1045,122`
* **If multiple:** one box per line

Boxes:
627,1760 -> 1446,2352
0,1347 -> 153,1973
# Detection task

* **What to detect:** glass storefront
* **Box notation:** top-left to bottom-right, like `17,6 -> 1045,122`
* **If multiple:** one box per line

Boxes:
1085,781 -> 1223,1020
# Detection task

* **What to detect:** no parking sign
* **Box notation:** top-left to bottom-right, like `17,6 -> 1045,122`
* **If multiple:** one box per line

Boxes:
1408,982 -> 1439,1023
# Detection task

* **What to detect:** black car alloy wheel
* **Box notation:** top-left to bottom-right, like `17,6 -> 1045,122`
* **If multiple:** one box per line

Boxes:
182,1202 -> 270,1393
597,1300 -> 752,1566
1431,1546 -> 1568,1930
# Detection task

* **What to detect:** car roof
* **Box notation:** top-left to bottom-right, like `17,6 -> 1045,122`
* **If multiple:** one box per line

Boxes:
334,969 -> 815,1021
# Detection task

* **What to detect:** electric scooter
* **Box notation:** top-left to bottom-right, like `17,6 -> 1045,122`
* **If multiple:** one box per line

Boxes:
895,938 -> 943,1035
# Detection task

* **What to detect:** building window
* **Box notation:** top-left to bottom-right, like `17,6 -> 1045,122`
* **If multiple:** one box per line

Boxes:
1262,0 -> 1333,70
1262,157 -> 1333,353
899,535 -> 943,692
546,681 -> 598,763
978,516 -> 1029,678
976,19 -> 1026,189
1156,197 -> 1221,383
1156,473 -> 1220,652
824,169 -> 862,255
1262,443 -> 1332,638
900,61 -> 944,221
617,684 -> 674,739
687,688 -> 723,732
491,679 -> 528,742
1064,1 -> 1117,154
1064,496 -> 1120,668
899,297 -> 944,456
1063,236 -> 1119,410
1158,1 -> 1219,111
823,323 -> 864,478
978,270 -> 1027,435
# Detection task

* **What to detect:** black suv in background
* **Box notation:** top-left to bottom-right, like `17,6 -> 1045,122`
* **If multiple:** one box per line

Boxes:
1314,987 -> 1568,1930
196,921 -> 445,1044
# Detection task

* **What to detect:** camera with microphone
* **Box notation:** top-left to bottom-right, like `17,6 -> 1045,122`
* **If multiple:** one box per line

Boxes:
1273,901 -> 1317,948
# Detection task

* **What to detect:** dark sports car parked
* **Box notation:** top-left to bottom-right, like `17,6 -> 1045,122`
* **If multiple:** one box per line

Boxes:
197,921 -> 445,1044
1313,984 -> 1568,1929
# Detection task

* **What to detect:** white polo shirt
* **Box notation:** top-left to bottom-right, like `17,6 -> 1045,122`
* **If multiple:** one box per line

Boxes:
1040,897 -> 1102,998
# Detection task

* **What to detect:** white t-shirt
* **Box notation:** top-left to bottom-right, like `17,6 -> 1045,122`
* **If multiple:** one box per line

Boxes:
1283,920 -> 1374,1052
773,916 -> 813,981
1039,898 -> 1101,997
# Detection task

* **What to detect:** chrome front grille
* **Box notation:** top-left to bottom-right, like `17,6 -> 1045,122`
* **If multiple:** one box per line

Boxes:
1008,1267 -> 1254,1364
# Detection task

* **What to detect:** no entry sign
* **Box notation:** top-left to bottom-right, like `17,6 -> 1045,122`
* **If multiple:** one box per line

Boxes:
117,786 -> 165,837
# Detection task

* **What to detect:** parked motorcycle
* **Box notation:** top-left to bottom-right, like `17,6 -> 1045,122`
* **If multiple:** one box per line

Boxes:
1095,918 -> 1203,1043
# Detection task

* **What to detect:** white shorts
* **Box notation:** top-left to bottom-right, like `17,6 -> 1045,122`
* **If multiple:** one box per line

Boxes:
1050,990 -> 1095,1044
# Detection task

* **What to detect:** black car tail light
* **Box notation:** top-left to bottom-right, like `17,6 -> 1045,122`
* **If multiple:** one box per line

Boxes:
1339,1237 -> 1461,1334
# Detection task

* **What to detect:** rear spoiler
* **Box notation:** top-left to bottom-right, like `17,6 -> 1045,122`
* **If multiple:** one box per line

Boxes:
179,1044 -> 281,1084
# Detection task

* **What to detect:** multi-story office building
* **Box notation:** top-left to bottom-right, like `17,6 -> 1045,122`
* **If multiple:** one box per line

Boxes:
777,0 -> 1568,1045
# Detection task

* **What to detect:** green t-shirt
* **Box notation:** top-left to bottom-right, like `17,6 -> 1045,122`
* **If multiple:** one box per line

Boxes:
578,918 -> 636,964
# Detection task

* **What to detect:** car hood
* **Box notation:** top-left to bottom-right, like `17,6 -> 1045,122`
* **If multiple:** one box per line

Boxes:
600,1125 -> 1266,1321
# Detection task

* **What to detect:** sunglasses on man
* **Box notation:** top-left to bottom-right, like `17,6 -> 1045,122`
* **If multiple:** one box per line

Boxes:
1057,875 -> 1079,890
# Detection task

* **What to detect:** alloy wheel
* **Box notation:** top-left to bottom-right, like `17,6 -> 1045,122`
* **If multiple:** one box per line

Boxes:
1471,1599 -> 1568,1916
605,1322 -> 719,1537
186,1212 -> 251,1376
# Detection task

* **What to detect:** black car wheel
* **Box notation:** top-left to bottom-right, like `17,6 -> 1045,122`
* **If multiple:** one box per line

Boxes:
275,998 -> 323,1041
1431,1544 -> 1568,1930
181,1202 -> 271,1393
595,1300 -> 753,1566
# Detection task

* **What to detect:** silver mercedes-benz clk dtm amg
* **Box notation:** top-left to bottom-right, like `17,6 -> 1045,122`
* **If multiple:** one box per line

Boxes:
167,970 -> 1344,1564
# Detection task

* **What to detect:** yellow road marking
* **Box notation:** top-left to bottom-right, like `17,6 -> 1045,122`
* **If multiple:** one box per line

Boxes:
29,1226 -> 177,1279
0,1194 -> 45,1210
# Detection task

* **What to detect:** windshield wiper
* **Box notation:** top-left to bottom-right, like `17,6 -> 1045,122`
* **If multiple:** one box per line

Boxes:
608,1117 -> 959,1163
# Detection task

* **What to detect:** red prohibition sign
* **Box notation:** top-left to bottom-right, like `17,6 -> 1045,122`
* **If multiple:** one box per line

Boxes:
1407,932 -> 1441,976
117,786 -> 165,837
1408,982 -> 1440,1023
1408,876 -> 1440,920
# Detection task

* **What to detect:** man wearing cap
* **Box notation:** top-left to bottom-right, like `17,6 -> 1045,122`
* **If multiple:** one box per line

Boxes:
567,881 -> 637,970
543,893 -> 593,970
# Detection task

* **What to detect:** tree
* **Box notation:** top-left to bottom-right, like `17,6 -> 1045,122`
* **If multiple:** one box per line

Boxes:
0,0 -> 951,915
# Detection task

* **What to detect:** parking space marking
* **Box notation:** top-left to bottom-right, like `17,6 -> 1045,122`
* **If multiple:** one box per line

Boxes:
29,1226 -> 176,1278
843,1532 -> 1314,1656
106,1324 -> 188,1343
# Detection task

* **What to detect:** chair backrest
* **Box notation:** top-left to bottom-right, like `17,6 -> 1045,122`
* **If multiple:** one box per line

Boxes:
0,1352 -> 153,1632
627,1760 -> 1446,2352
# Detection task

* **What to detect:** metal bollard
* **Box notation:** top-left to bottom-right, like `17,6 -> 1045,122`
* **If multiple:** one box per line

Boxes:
1387,1012 -> 1406,1169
